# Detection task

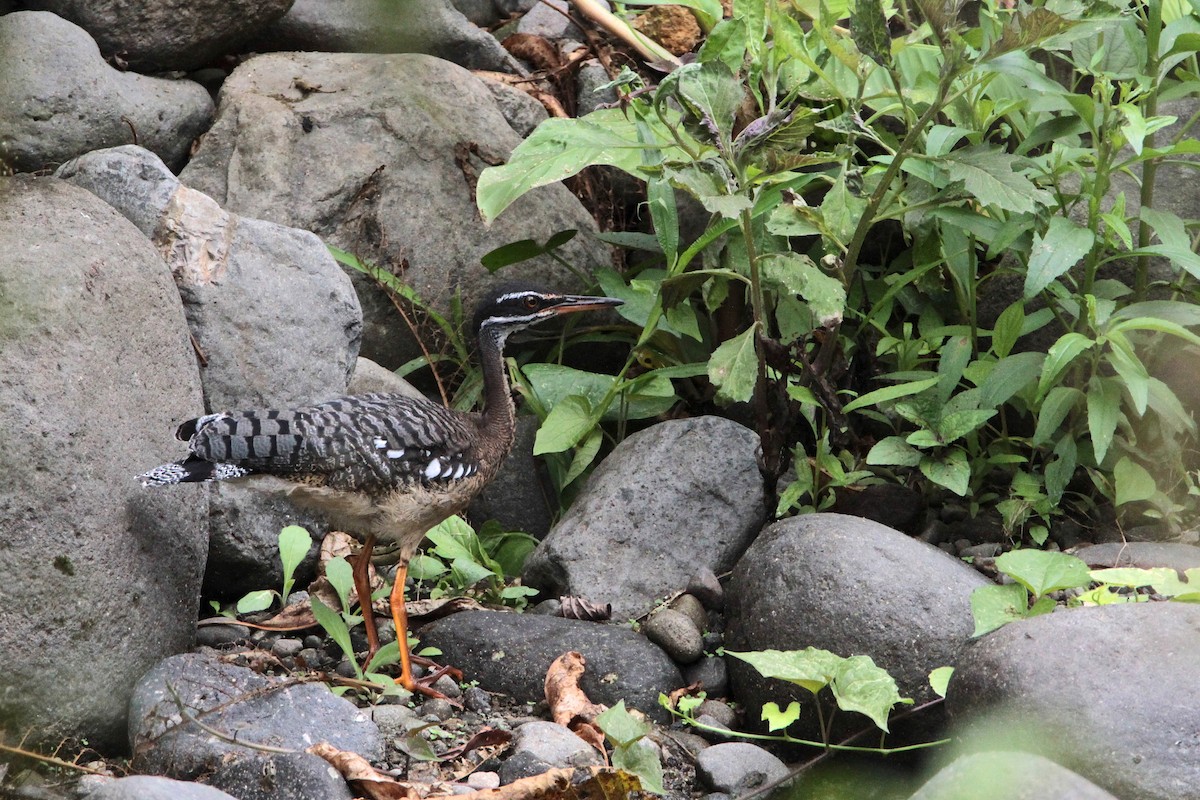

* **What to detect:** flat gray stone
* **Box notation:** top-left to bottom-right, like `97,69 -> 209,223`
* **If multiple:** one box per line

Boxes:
694,742 -> 790,794
500,721 -> 605,783
0,12 -> 213,172
947,602 -> 1200,800
524,417 -> 765,619
82,776 -> 240,800
0,176 -> 207,752
1072,542 -> 1200,573
910,751 -> 1119,800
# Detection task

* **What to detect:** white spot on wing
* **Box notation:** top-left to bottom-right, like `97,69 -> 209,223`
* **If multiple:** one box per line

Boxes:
373,437 -> 387,449
386,449 -> 405,459
452,464 -> 465,479
424,458 -> 442,480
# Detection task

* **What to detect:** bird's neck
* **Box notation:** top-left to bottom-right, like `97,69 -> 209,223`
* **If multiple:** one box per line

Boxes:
477,326 -> 517,451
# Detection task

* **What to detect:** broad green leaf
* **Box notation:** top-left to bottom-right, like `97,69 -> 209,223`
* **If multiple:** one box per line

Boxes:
767,203 -> 824,237
477,110 -> 690,222
1086,377 -> 1122,464
1025,217 -> 1096,298
612,741 -> 664,794
762,701 -> 802,732
534,395 -> 593,455
1045,435 -> 1077,503
760,252 -> 847,327
1108,315 -> 1200,348
725,648 -> 844,694
311,597 -> 358,676
665,160 -> 751,220
920,449 -> 971,495
991,301 -> 1025,358
936,409 -> 997,443
970,583 -> 1030,636
821,171 -> 868,246
929,666 -> 954,698
480,230 -> 578,272
450,556 -> 497,587
936,335 -> 973,404
938,146 -> 1053,214
1037,333 -> 1094,400
646,176 -> 680,266
408,554 -> 447,582
978,352 -> 1045,409
325,556 -> 355,613
236,589 -> 275,614
842,376 -> 939,414
597,700 -> 651,746
562,427 -> 603,488
1033,386 -> 1082,445
523,362 -> 677,421
831,655 -> 910,733
1114,456 -> 1156,505
1105,331 -> 1149,414
279,525 -> 312,602
851,0 -> 892,67
659,61 -> 744,149
708,328 -> 759,403
866,436 -> 923,467
1089,566 -> 1180,588
1110,300 -> 1200,327
995,549 -> 1092,598
366,640 -> 402,674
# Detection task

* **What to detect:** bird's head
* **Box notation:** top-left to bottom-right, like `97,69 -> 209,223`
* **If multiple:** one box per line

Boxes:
473,283 -> 623,345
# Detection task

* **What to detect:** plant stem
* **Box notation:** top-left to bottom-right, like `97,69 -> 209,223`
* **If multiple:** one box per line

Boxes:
1136,0 -> 1164,299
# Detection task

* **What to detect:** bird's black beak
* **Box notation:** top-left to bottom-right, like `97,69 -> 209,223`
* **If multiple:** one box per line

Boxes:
551,294 -> 624,315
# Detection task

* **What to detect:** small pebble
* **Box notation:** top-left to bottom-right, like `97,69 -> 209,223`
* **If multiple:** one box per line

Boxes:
696,700 -> 736,729
531,598 -> 562,615
285,590 -> 309,606
296,647 -> 324,669
669,593 -> 709,633
418,698 -> 455,721
464,686 -> 492,713
466,772 -> 501,790
960,542 -> 1002,559
643,608 -> 704,664
271,637 -> 304,658
194,624 -> 250,648
432,674 -> 462,699
694,714 -> 735,742
303,635 -> 324,649
334,659 -> 358,679
686,568 -> 724,610
683,656 -> 728,697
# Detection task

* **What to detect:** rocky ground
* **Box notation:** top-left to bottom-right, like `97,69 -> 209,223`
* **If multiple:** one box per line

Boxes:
2,2 -> 1200,800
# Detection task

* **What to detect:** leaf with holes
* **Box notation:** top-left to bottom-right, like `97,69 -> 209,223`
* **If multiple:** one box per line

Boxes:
708,327 -> 759,403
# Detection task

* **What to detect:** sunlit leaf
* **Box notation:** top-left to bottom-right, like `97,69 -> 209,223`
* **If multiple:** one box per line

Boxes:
995,549 -> 1092,598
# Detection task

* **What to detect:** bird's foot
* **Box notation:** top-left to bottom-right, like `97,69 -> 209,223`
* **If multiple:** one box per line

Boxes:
399,662 -> 464,704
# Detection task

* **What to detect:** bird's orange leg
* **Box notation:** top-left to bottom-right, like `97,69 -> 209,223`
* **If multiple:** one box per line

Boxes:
391,560 -> 461,701
352,534 -> 381,667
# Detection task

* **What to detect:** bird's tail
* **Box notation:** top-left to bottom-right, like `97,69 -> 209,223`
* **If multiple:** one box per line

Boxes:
137,455 -> 251,487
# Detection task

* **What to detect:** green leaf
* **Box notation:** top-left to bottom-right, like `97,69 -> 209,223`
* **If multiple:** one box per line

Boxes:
408,554 -> 447,582
278,525 -> 311,602
658,61 -> 744,149
978,352 -> 1045,409
236,589 -> 276,614
311,597 -> 359,676
366,640 -> 401,674
665,160 -> 752,219
760,252 -> 847,327
851,0 -> 892,67
1086,377 -> 1122,464
450,556 -> 497,588
970,583 -> 1030,636
708,328 -> 759,403
991,301 -> 1025,358
938,146 -> 1053,214
647,176 -> 680,265
928,666 -> 954,698
534,395 -> 594,455
562,427 -> 603,488
1105,331 -> 1149,414
597,700 -> 651,747
842,376 -> 939,414
1033,386 -> 1082,445
830,655 -> 910,733
761,701 -> 802,732
995,550 -> 1092,598
477,110 -> 689,222
821,171 -> 868,246
920,449 -> 971,496
1037,332 -> 1094,400
612,741 -> 664,795
1114,456 -> 1156,505
936,336 -> 972,404
1025,217 -> 1096,298
936,409 -> 997,444
525,363 -> 677,422
325,556 -> 355,613
725,648 -> 844,695
866,436 -> 923,467
1090,566 -> 1179,589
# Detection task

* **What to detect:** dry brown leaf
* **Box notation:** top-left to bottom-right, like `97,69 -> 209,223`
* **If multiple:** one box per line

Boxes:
449,766 -> 653,800
407,596 -> 487,625
544,652 -> 607,756
559,597 -> 611,622
308,741 -> 420,800
438,727 -> 512,762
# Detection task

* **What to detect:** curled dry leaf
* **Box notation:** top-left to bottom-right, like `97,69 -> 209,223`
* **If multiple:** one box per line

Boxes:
308,741 -> 422,800
407,596 -> 487,626
452,766 -> 654,800
544,652 -> 607,755
439,726 -> 512,762
559,597 -> 611,622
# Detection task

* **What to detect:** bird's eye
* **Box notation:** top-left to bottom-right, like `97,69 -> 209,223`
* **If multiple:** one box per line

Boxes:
523,296 -> 539,309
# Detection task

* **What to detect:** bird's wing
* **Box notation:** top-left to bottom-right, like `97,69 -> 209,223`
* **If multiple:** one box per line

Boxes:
183,393 -> 480,491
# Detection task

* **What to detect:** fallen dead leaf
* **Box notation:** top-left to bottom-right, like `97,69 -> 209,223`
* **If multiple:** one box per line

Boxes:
544,652 -> 607,755
309,741 -> 423,800
559,597 -> 611,622
451,766 -> 653,800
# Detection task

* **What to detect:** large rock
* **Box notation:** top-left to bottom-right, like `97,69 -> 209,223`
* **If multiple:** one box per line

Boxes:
179,52 -> 610,370
523,417 -> 765,619
56,145 -> 363,411
419,610 -> 684,720
0,12 -> 213,173
946,602 -> 1200,800
726,513 -> 989,740
251,0 -> 520,73
0,176 -> 208,751
24,0 -> 293,72
130,653 -> 380,800
909,751 -> 1119,800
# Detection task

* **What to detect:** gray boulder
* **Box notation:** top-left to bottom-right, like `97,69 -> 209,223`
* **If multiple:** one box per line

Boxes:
694,743 -> 790,795
130,653 -> 380,800
24,0 -> 292,72
909,751 -> 1119,800
179,52 -> 610,370
726,513 -> 989,740
56,145 -> 363,412
419,610 -> 684,720
1072,541 -> 1200,573
0,176 -> 207,752
946,602 -> 1200,800
82,776 -> 240,800
0,12 -> 213,172
251,0 -> 520,73
500,721 -> 605,784
524,416 -> 765,620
